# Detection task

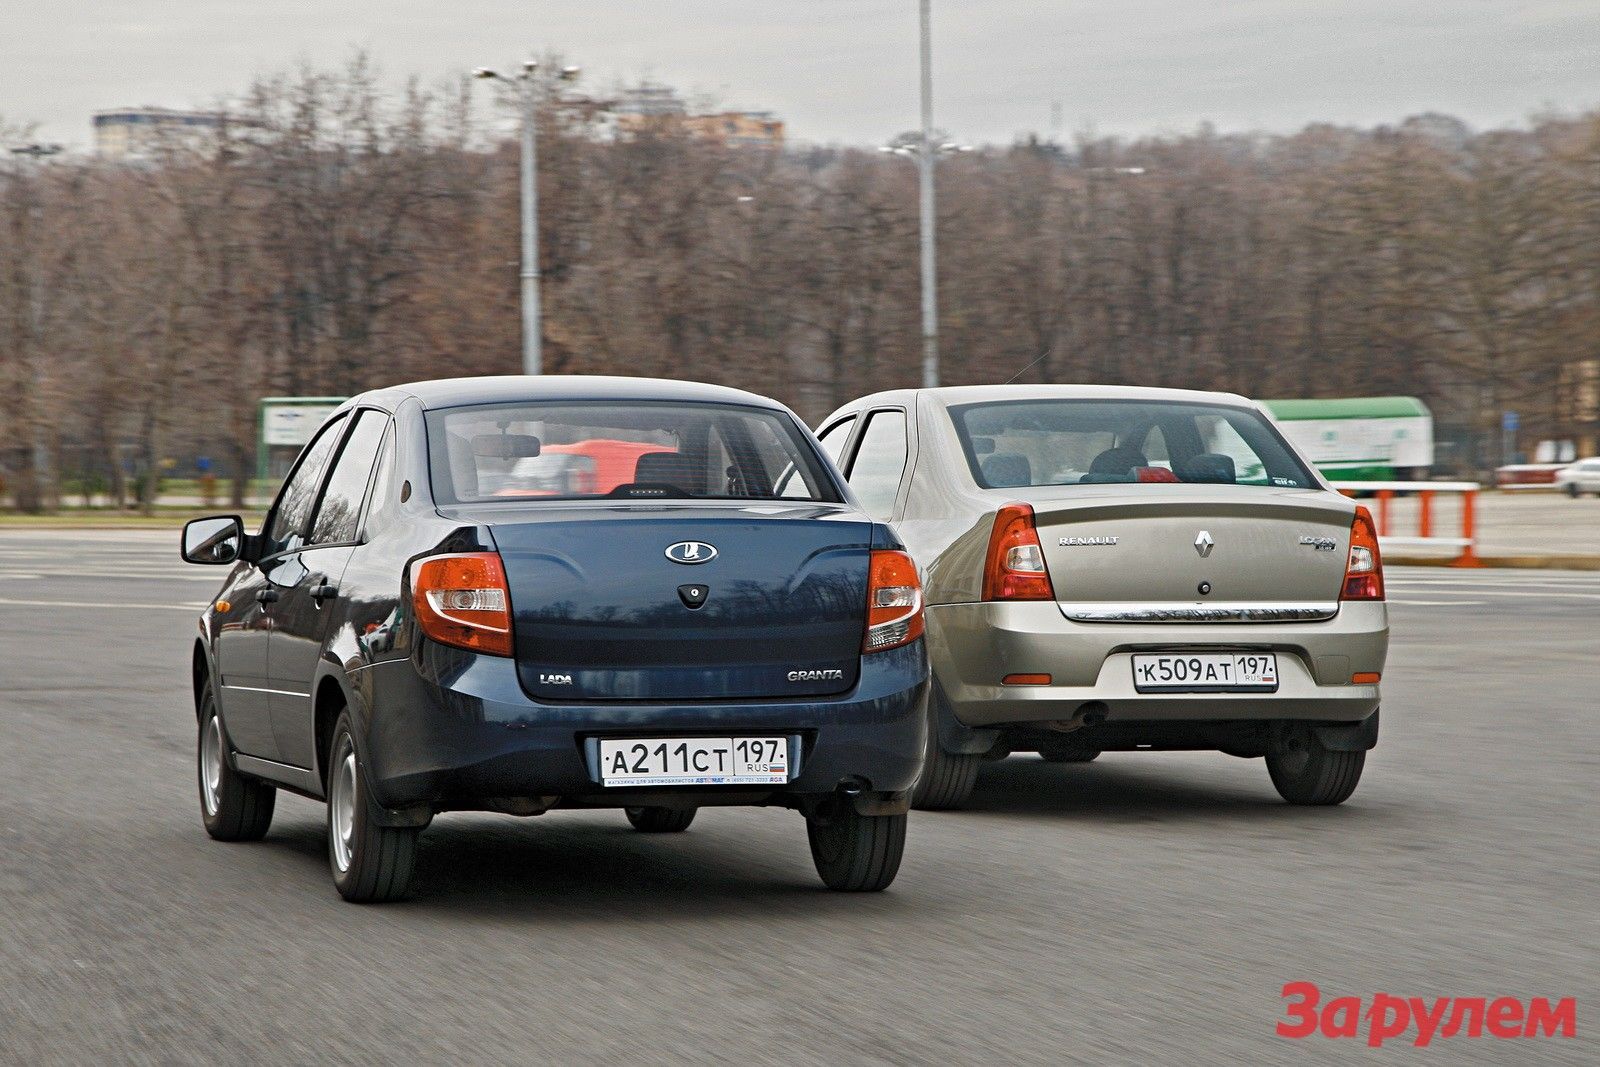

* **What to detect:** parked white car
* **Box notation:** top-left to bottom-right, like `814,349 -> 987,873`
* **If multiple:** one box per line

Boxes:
1554,458 -> 1600,497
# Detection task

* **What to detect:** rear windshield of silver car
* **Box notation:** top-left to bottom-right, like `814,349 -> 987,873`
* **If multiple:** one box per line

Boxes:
948,399 -> 1317,490
427,400 -> 844,504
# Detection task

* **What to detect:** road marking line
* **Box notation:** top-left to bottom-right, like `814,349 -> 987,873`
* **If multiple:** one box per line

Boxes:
1391,589 -> 1600,601
0,571 -> 215,581
1389,578 -> 1600,588
0,597 -> 204,612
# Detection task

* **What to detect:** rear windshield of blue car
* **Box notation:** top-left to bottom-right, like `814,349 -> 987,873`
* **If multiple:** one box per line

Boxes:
427,400 -> 845,504
948,399 -> 1317,490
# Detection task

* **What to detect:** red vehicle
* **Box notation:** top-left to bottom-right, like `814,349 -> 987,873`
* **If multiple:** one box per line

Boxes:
494,439 -> 677,497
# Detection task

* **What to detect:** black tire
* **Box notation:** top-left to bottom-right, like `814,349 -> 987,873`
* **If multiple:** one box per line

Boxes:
910,698 -> 980,810
1567,482 -> 1580,498
806,805 -> 906,892
1266,727 -> 1365,805
625,806 -> 697,833
1037,743 -> 1100,764
326,712 -> 418,903
198,683 -> 276,841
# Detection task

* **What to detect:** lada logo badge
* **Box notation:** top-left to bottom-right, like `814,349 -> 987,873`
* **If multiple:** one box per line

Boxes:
665,541 -> 718,564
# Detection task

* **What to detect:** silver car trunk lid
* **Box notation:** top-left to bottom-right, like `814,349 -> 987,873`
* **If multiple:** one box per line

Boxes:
1024,485 -> 1355,621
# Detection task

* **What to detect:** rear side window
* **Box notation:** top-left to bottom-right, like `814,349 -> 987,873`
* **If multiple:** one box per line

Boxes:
815,417 -> 856,464
426,401 -> 843,504
360,421 -> 399,537
949,399 -> 1315,490
847,410 -> 908,519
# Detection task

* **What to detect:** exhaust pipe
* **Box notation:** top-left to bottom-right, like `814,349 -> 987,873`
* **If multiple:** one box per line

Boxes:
1049,701 -> 1108,733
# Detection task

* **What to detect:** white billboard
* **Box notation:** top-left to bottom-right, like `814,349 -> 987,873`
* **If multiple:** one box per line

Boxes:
261,401 -> 344,447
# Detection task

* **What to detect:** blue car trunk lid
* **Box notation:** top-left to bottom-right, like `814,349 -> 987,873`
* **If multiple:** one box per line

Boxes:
481,504 -> 872,701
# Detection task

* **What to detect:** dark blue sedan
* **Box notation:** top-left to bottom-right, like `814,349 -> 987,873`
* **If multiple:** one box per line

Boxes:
182,376 -> 928,901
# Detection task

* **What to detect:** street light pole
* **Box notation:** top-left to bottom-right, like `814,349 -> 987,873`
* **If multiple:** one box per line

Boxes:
6,142 -> 63,513
517,77 -> 542,377
475,62 -> 579,376
917,0 -> 938,388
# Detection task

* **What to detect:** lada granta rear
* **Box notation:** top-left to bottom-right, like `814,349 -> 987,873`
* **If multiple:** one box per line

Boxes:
183,377 -> 928,901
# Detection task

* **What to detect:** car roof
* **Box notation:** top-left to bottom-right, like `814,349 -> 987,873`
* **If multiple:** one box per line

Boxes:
839,383 -> 1258,413
346,375 -> 790,414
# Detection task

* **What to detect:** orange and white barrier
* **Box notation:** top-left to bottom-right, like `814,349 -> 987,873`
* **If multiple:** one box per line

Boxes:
1330,481 -> 1481,567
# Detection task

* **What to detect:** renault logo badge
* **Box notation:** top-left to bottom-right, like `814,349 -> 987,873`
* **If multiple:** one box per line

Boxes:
1194,531 -> 1215,558
665,541 -> 718,564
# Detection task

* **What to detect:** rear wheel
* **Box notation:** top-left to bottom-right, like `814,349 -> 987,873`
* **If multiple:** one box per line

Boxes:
911,743 -> 979,810
1568,482 -> 1581,498
911,701 -> 980,810
1266,727 -> 1365,805
198,684 -> 275,841
327,712 -> 418,902
806,805 -> 906,892
625,806 -> 696,833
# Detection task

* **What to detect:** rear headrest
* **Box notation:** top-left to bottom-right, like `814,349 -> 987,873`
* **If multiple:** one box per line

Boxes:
1181,453 -> 1236,484
1088,446 -> 1149,477
447,433 -> 480,498
633,450 -> 700,491
981,452 -> 1032,488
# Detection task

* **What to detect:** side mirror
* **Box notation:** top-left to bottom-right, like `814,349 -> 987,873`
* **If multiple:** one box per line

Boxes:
182,515 -> 245,565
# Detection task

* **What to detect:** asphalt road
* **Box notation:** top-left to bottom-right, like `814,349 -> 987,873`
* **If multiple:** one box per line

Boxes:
1,530 -> 1594,1065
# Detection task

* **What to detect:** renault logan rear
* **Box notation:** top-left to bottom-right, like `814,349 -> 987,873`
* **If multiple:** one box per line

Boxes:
815,385 -> 1387,810
182,377 -> 927,901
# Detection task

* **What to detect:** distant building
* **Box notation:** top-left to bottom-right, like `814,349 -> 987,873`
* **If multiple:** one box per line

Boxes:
682,111 -> 784,150
616,83 -> 688,121
611,83 -> 686,138
93,108 -> 229,159
611,83 -> 783,149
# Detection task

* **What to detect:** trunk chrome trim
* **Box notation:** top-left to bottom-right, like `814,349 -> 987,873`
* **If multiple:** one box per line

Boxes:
1059,602 -> 1340,624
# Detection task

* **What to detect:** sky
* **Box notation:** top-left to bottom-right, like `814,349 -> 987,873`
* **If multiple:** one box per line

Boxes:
5,0 -> 1600,151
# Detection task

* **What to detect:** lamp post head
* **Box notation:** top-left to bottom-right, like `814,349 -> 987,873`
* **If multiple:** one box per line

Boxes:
558,66 -> 581,81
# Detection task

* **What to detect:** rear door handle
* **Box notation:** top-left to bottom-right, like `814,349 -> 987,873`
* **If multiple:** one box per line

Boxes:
311,583 -> 339,602
255,588 -> 280,605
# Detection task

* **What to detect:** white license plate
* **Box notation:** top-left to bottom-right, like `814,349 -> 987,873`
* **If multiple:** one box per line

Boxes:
1131,653 -> 1279,692
598,737 -> 790,787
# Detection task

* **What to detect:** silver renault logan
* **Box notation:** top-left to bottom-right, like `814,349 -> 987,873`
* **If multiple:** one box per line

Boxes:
816,385 -> 1388,810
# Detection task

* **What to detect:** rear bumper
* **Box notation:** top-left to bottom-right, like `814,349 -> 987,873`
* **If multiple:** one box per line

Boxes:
926,600 -> 1387,728
353,641 -> 928,811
